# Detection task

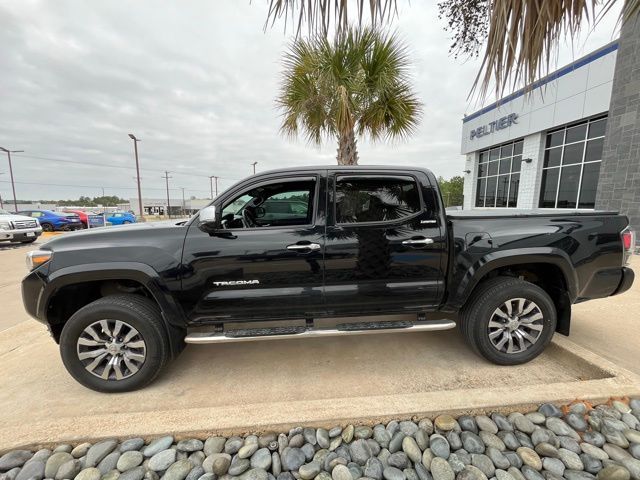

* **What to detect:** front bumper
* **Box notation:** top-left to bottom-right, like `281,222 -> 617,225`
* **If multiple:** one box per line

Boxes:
0,227 -> 43,242
22,267 -> 48,323
611,266 -> 634,296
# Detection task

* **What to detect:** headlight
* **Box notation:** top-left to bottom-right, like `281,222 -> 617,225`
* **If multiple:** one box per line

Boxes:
0,221 -> 10,230
26,250 -> 52,270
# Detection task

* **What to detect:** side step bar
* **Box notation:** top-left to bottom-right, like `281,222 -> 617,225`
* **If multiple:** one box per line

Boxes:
184,320 -> 456,344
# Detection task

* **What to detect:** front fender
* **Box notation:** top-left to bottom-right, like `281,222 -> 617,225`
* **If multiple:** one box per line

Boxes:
446,247 -> 579,310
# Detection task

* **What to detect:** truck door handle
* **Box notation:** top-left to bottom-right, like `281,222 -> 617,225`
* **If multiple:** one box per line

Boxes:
287,242 -> 321,252
402,237 -> 434,247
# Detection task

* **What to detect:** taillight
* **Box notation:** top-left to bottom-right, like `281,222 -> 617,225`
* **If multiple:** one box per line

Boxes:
621,227 -> 635,265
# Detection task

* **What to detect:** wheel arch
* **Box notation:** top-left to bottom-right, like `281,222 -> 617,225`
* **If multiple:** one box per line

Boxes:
42,262 -> 186,357
447,249 -> 577,335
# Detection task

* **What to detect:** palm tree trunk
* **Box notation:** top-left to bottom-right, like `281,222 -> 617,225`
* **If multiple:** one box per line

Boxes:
336,129 -> 359,165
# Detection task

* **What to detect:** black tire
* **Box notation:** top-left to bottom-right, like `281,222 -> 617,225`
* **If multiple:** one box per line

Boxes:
459,277 -> 557,365
41,223 -> 53,232
60,294 -> 171,393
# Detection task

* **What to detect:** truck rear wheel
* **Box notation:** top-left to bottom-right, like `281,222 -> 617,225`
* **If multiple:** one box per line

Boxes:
59,294 -> 170,392
460,277 -> 557,365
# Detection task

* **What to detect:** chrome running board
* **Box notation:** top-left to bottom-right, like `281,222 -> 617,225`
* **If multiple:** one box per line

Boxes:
184,320 -> 456,344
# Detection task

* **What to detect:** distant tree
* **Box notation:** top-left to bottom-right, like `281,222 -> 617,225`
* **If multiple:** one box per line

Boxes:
277,26 -> 421,165
438,175 -> 464,207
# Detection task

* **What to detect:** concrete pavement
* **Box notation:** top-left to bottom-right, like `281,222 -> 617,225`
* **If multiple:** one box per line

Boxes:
1,240 -> 639,450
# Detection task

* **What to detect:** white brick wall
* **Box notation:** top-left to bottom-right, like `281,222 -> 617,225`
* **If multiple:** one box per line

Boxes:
463,153 -> 477,210
516,133 -> 545,209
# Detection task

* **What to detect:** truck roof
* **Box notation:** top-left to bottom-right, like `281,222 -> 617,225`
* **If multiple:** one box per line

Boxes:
252,165 -> 435,177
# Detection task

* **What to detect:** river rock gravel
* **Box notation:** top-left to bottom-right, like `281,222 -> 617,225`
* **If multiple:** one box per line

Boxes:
3,400 -> 640,480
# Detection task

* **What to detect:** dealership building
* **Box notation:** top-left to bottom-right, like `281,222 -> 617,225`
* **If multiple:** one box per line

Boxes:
460,28 -> 639,231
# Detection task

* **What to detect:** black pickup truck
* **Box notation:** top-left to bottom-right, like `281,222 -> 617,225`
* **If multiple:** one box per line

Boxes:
22,166 -> 635,392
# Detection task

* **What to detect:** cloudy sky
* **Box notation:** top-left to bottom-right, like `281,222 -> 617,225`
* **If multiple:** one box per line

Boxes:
0,1 -> 622,202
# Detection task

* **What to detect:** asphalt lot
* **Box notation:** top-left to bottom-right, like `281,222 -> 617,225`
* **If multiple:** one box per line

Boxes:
1,237 -> 639,449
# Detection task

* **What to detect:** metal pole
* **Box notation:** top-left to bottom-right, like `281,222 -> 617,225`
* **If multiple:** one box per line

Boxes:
209,177 -> 213,200
215,176 -> 218,197
129,134 -> 144,220
251,162 -> 257,175
181,187 -> 185,216
162,171 -> 172,219
0,172 -> 3,209
0,148 -> 22,212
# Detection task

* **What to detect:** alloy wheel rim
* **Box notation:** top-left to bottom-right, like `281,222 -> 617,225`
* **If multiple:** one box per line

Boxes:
488,298 -> 544,354
76,319 -> 146,380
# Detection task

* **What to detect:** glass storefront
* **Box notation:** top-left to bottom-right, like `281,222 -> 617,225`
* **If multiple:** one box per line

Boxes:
539,116 -> 606,209
475,139 -> 523,208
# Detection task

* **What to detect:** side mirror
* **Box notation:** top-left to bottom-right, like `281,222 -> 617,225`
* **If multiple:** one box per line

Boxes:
197,205 -> 219,233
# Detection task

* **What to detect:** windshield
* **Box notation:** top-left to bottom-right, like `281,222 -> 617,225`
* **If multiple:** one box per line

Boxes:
0,209 -> 10,215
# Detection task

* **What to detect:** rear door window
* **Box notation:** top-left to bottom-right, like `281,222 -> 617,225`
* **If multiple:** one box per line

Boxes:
335,175 -> 422,224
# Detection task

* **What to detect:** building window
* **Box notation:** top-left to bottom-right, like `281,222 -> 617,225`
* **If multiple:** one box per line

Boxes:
476,139 -> 523,208
539,116 -> 606,209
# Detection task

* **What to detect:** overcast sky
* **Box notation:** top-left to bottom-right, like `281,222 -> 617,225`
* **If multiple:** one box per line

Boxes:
0,1 -> 622,202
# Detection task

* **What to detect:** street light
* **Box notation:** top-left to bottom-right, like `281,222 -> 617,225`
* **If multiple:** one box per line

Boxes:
251,162 -> 257,175
208,175 -> 218,199
128,134 -> 144,220
0,147 -> 23,212
0,172 -> 4,209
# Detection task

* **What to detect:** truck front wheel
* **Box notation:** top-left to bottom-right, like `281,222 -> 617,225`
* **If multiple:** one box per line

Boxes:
59,294 -> 170,392
460,277 -> 557,365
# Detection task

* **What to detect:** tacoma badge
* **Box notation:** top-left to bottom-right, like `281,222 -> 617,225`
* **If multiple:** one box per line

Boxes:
213,280 -> 260,286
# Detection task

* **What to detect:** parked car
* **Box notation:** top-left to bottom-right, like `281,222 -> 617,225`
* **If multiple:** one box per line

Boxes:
103,211 -> 136,225
18,210 -> 83,232
22,166 -> 635,392
0,208 -> 42,243
63,210 -> 105,229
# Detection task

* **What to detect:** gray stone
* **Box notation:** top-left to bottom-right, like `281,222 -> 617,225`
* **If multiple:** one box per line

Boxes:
84,440 -> 118,468
584,433 -> 607,448
375,426 -> 393,449
204,437 -> 226,456
118,451 -> 144,472
563,471 -> 595,480
228,457 -> 251,476
186,467 -> 205,480
566,414 -> 589,432
120,439 -> 145,453
388,453 -> 409,470
430,458 -> 455,480
318,430 -> 331,449
435,416 -> 458,432
470,455 -> 494,478
597,465 -> 631,480
15,460 -> 44,480
496,470 -> 516,480
458,417 -> 478,434
422,450 -> 434,470
447,432 -> 462,452
144,470 -> 159,480
98,452 -> 121,475
545,419 -> 578,440
461,433 -> 485,455
188,451 -> 205,467
334,465 -> 354,480
491,414 -> 513,432
177,440 -> 204,453
149,450 -> 177,471
508,467 -> 525,480
355,427 -> 373,440
54,445 -> 73,454
278,473 -> 296,480
513,416 -> 536,435
448,454 -> 466,474
559,448 -> 584,471
390,433 -> 407,454
581,444 -> 609,461
531,430 -> 556,448
55,459 -> 83,480
298,462 -> 321,480
102,470 -> 120,480
400,422 -> 419,437
624,431 -> 640,445
542,457 -> 565,477
223,437 -> 243,455
144,438 -> 174,458
239,443 -> 260,460
559,437 -> 582,454
383,467 -> 405,480
403,438 -> 422,464
197,474 -> 215,480
119,467 -> 146,480
515,432 -> 534,449
498,432 -> 520,451
74,468 -> 101,480
602,428 -> 629,449
620,458 -> 640,480
281,448 -> 306,472
581,454 -> 603,474
504,452 -> 522,469
520,466 -> 544,480
486,447 -> 509,470
405,467 -> 419,480
525,414 -> 546,425
351,440 -> 373,466
303,429 -> 317,446
251,448 -> 272,470
534,443 -> 558,458
31,449 -> 50,463
419,420 -> 435,436
45,452 -> 73,478
479,432 -> 505,452
538,405 -> 562,418
603,444 -> 632,462
630,444 -> 640,460
203,453 -> 231,475
517,448 -> 541,471
415,463 -> 432,480
163,460 -> 193,480
366,458 -> 384,480
416,430 -> 430,452
71,443 -> 92,459
467,466 -> 489,480
475,417 -> 498,435
430,435 -> 451,459
455,470 -> 477,480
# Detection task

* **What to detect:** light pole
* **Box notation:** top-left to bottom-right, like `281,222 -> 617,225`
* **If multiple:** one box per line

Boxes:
0,172 -> 4,209
128,134 -> 144,220
0,147 -> 23,212
208,175 -> 218,199
181,187 -> 186,216
251,162 -> 257,175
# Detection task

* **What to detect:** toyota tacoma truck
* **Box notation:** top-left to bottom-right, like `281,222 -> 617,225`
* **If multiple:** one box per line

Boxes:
21,166 -> 635,392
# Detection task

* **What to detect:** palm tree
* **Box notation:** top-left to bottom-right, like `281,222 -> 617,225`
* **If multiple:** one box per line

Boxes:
276,26 -> 422,165
266,0 -> 639,98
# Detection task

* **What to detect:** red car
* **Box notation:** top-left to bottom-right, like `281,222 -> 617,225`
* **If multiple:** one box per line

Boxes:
63,210 -> 105,229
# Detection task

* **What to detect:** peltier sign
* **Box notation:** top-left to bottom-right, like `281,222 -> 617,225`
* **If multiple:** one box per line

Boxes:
470,113 -> 518,140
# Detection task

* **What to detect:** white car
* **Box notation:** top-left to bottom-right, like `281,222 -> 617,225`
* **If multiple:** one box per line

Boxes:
0,208 -> 43,244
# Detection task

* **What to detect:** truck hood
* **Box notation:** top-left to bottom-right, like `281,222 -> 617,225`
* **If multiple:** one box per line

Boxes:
0,213 -> 38,223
